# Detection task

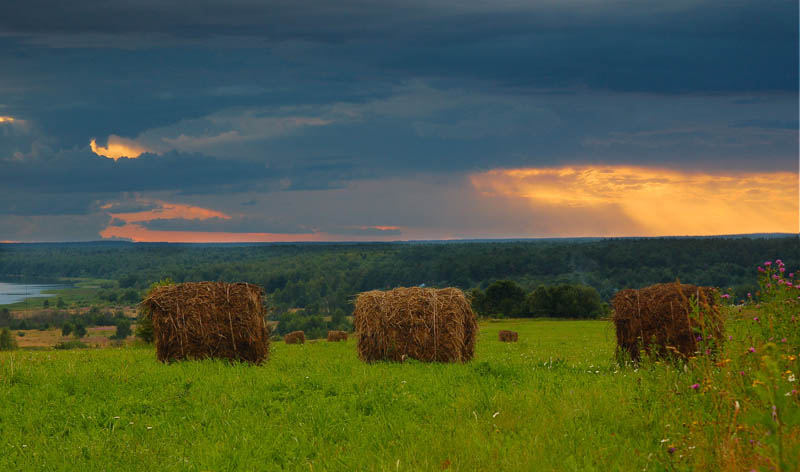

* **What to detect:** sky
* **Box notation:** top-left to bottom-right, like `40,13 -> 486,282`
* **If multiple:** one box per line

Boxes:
0,0 -> 797,242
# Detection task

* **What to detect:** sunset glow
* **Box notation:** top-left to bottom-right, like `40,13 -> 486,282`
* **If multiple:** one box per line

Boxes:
99,223 -> 337,243
90,136 -> 150,160
106,201 -> 231,224
470,166 -> 799,236
0,116 -> 15,123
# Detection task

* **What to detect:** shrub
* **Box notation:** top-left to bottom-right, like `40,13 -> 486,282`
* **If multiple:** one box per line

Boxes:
111,319 -> 132,340
0,327 -> 18,351
54,340 -> 88,350
136,278 -> 173,343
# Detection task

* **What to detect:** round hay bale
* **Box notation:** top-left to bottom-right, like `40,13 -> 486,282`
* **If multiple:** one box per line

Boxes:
498,330 -> 518,342
327,330 -> 348,342
612,282 -> 723,361
140,282 -> 270,364
354,286 -> 478,363
284,330 -> 305,344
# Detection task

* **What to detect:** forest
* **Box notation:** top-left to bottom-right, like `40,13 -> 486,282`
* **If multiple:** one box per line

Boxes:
1,236 -> 796,330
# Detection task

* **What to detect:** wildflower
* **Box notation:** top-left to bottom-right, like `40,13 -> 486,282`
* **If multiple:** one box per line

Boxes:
776,259 -> 784,266
773,274 -> 780,280
691,383 -> 700,389
696,335 -> 702,341
739,371 -> 745,376
758,266 -> 765,273
721,293 -> 730,299
753,316 -> 759,322
780,267 -> 786,273
789,374 -> 796,382
782,338 -> 787,343
667,446 -> 676,454
790,273 -> 795,278
765,261 -> 772,267
748,347 -> 756,353
747,292 -> 752,298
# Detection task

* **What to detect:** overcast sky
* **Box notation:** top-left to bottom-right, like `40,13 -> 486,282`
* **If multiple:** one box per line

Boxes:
0,0 -> 797,241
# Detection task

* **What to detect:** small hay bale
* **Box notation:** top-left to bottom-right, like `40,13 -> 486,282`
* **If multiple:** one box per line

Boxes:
327,330 -> 348,342
284,330 -> 305,344
354,287 -> 478,363
498,330 -> 518,342
140,282 -> 269,364
612,282 -> 723,361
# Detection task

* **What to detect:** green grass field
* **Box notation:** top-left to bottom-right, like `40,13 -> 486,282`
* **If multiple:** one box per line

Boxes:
5,318 -> 795,471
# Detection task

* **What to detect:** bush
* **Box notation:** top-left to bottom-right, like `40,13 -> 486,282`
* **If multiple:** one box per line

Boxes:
54,340 -> 88,350
111,319 -> 132,340
136,278 -> 173,343
72,323 -> 87,339
61,323 -> 73,336
0,327 -> 18,351
527,284 -> 607,319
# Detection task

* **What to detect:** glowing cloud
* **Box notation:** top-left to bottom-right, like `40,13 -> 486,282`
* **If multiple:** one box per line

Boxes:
470,166 -> 799,236
107,200 -> 231,224
90,135 -> 151,160
0,116 -> 15,123
99,224 -> 335,243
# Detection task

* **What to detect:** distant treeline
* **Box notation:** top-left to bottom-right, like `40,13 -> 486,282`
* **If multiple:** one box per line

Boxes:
0,237 -> 797,318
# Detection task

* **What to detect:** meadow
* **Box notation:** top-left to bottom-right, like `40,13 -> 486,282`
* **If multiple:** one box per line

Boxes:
2,314 -> 797,471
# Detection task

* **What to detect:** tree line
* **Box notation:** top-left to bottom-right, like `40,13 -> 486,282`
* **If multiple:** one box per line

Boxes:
1,237 -> 796,322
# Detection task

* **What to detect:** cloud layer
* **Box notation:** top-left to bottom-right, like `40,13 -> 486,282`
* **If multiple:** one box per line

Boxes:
0,1 -> 796,241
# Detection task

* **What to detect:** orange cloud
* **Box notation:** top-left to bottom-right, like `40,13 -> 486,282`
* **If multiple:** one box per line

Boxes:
90,135 -> 151,160
107,201 -> 230,224
99,224 -> 335,243
470,166 -> 799,236
0,116 -> 15,123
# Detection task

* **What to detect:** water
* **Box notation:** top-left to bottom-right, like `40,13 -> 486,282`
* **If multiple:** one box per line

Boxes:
0,282 -> 65,305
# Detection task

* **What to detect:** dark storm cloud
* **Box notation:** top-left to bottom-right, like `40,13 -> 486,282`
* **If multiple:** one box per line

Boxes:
0,0 -> 796,94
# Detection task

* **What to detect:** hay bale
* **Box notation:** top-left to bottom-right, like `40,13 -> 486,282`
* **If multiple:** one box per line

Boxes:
140,282 -> 269,364
354,287 -> 478,363
498,330 -> 518,342
327,330 -> 348,342
612,282 -> 723,361
284,330 -> 305,344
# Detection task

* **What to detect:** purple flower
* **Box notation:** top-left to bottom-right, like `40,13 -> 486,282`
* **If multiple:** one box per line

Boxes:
780,267 -> 786,273
668,446 -> 676,454
765,261 -> 772,267
721,293 -> 731,299
739,371 -> 745,376
696,335 -> 702,341
753,316 -> 759,322
776,259 -> 784,266
758,266 -> 765,273
747,292 -> 752,298
790,273 -> 795,278
691,383 -> 700,389
781,338 -> 787,343
748,347 -> 756,353
773,274 -> 780,280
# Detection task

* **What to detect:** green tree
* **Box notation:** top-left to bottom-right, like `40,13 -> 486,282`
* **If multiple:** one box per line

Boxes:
61,323 -> 73,336
111,319 -> 132,340
72,322 -> 87,339
0,327 -> 18,351
482,280 -> 527,317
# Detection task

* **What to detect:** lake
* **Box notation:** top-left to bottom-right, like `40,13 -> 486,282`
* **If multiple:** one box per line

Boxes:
0,282 -> 65,305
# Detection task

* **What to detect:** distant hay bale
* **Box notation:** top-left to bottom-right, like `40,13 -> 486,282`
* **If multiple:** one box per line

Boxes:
327,330 -> 348,342
354,287 -> 478,363
140,282 -> 269,364
284,330 -> 305,344
498,330 -> 518,342
612,282 -> 723,361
